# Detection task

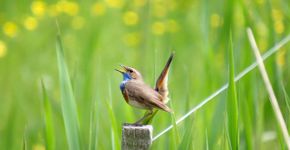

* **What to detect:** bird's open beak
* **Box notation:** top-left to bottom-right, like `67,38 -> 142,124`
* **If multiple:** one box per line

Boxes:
120,64 -> 129,71
115,68 -> 125,74
115,65 -> 126,74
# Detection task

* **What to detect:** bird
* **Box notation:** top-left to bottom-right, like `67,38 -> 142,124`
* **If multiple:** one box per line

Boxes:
115,53 -> 174,125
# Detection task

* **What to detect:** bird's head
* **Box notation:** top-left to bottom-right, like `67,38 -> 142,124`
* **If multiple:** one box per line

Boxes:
115,65 -> 142,80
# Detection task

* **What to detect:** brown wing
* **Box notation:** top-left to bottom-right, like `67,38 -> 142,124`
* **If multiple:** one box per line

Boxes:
155,52 -> 174,103
125,80 -> 172,112
121,89 -> 129,103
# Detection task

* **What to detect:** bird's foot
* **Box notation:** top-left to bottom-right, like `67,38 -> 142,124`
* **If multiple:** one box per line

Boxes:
132,123 -> 143,126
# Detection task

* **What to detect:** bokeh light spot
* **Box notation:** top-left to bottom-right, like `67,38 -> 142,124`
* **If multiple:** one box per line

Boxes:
274,21 -> 284,34
56,1 -> 79,16
152,22 -> 165,36
258,39 -> 268,52
210,14 -> 221,28
0,40 -> 7,58
123,32 -> 141,47
105,0 -> 124,8
3,22 -> 18,38
91,2 -> 106,16
123,11 -> 139,26
32,144 -> 45,150
271,9 -> 283,21
31,1 -> 47,17
276,49 -> 285,68
24,17 -> 38,31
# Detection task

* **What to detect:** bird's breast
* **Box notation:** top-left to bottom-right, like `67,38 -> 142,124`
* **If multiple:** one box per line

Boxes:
120,80 -> 129,103
120,80 -> 128,92
127,99 -> 148,109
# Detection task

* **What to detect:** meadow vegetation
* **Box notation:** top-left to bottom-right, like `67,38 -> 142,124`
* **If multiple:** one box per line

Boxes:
0,0 -> 289,149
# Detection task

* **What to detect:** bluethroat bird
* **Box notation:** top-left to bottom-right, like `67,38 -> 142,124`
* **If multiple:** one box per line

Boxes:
116,53 -> 174,125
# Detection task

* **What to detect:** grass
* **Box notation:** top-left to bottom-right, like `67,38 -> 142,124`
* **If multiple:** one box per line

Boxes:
226,33 -> 239,150
247,28 -> 290,148
105,80 -> 120,150
178,98 -> 195,150
0,0 -> 290,149
170,101 -> 180,149
41,80 -> 55,150
56,34 -> 81,150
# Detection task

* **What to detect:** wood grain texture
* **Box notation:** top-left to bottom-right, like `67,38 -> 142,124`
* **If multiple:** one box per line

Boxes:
122,124 -> 153,150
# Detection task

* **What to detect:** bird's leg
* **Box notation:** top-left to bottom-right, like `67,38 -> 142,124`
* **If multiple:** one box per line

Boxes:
133,110 -> 153,125
142,109 -> 159,124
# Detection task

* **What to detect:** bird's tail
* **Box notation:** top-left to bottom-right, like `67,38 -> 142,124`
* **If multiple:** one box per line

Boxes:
155,52 -> 174,104
162,105 -> 173,113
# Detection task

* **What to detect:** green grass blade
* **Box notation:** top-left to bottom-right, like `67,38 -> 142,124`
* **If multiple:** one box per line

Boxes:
226,33 -> 239,150
56,35 -> 81,150
105,101 -> 120,150
89,97 -> 99,150
170,101 -> 180,149
178,94 -> 194,150
208,97 -> 226,149
22,133 -> 27,150
178,115 -> 195,150
205,129 -> 209,150
281,83 -> 290,114
104,80 -> 120,150
41,80 -> 55,150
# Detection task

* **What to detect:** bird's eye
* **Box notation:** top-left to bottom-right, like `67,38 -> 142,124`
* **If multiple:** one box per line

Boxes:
129,70 -> 133,73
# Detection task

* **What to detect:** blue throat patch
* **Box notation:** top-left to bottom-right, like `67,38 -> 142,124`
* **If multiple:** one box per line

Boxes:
120,73 -> 131,92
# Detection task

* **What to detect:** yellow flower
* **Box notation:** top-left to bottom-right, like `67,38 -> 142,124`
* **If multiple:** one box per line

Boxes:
210,13 -> 221,28
32,144 -> 45,150
31,1 -> 47,17
276,49 -> 286,68
65,1 -> 79,16
71,16 -> 85,29
258,39 -> 268,52
274,21 -> 284,34
105,0 -> 124,8
24,17 -> 38,31
166,19 -> 179,33
256,22 -> 269,42
0,40 -> 7,58
271,9 -> 284,34
123,11 -> 139,26
272,9 -> 283,21
152,22 -> 165,36
123,32 -> 140,47
91,2 -> 106,16
57,1 -> 79,16
3,22 -> 18,38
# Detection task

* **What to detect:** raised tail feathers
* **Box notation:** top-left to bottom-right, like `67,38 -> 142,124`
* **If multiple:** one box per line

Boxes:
155,52 -> 174,103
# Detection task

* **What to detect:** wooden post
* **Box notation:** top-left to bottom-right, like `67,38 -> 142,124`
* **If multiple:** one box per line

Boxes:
122,124 -> 153,150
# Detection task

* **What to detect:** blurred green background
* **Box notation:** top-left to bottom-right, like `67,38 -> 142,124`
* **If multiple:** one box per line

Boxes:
0,0 -> 289,149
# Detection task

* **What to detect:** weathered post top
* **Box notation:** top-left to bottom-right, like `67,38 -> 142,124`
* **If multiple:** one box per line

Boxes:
122,124 -> 153,150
